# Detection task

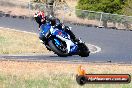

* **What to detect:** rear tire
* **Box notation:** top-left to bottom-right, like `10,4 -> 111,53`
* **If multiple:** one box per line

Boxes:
48,39 -> 69,57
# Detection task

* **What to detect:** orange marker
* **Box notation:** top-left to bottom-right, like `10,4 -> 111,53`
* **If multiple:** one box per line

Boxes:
78,65 -> 86,75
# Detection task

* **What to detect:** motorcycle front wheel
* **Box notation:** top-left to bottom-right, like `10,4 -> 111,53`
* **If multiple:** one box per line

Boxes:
48,39 -> 69,57
78,43 -> 90,57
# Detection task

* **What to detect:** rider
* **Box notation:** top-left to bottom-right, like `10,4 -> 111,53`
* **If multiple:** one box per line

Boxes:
34,11 -> 78,53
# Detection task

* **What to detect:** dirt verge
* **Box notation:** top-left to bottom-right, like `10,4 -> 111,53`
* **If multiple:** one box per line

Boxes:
0,60 -> 132,77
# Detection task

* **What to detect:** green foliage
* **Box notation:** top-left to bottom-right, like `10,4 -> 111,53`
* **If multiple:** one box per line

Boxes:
75,0 -> 132,28
122,0 -> 132,16
76,0 -> 124,14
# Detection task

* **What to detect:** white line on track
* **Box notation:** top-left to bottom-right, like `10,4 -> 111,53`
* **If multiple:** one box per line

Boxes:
0,27 -> 37,35
86,43 -> 101,54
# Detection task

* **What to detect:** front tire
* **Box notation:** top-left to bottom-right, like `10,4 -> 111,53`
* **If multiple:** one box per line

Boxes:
48,39 -> 69,57
78,43 -> 90,57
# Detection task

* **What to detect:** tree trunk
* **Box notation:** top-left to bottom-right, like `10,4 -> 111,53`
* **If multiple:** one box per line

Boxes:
46,0 -> 55,16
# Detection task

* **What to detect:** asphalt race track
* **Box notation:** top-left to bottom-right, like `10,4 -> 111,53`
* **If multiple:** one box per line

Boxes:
0,16 -> 132,64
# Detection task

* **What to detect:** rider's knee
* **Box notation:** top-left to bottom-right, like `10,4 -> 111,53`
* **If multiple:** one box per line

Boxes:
39,35 -> 47,42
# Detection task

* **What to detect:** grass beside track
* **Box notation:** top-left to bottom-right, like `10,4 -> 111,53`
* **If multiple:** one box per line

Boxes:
0,28 -> 50,54
0,61 -> 132,88
0,28 -> 132,88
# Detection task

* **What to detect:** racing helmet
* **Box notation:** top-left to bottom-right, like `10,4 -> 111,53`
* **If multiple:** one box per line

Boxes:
34,11 -> 45,19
